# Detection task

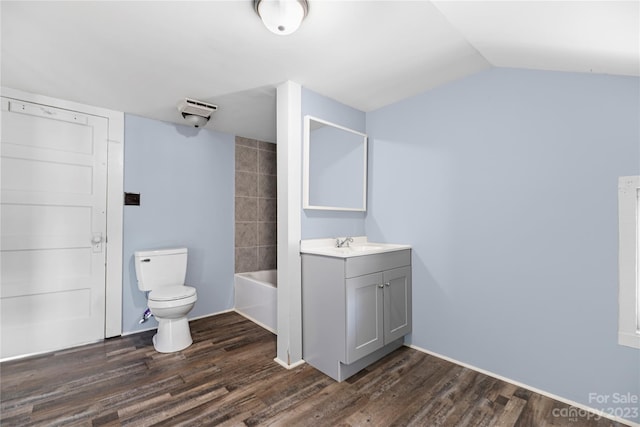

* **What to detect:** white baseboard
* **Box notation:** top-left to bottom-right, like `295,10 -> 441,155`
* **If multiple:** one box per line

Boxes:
274,357 -> 306,370
407,344 -> 638,427
121,309 -> 235,337
121,325 -> 157,336
190,309 -> 234,322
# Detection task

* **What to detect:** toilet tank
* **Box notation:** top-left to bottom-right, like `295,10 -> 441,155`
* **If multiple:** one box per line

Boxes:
134,248 -> 188,291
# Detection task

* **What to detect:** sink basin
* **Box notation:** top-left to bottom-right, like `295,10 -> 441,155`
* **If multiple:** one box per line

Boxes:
335,244 -> 385,253
300,237 -> 410,258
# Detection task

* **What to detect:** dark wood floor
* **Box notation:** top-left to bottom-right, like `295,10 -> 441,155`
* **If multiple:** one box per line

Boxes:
0,312 -> 627,426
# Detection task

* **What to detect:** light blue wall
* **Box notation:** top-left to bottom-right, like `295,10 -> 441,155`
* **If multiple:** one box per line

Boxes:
123,115 -> 235,334
366,68 -> 640,421
301,88 -> 367,239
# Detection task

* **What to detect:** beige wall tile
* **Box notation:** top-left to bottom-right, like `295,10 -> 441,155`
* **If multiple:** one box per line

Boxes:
236,145 -> 258,173
258,174 -> 277,199
236,222 -> 258,248
235,197 -> 257,222
235,136 -> 257,148
236,172 -> 258,197
258,221 -> 277,246
234,139 -> 277,273
258,198 -> 277,222
235,247 -> 258,273
258,149 -> 276,176
258,245 -> 277,271
258,140 -> 276,152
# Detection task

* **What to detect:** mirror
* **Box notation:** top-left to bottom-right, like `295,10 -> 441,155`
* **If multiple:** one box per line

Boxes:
303,115 -> 367,211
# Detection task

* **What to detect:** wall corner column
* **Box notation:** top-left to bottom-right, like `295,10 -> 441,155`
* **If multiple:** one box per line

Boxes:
275,81 -> 304,367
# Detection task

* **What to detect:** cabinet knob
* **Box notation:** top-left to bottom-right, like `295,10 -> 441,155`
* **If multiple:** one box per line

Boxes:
377,284 -> 384,288
384,282 -> 390,287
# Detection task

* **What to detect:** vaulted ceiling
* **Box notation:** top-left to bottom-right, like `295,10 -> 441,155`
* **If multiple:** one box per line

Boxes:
2,1 -> 637,142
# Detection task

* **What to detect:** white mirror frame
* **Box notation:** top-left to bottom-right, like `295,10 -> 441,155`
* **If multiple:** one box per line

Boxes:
303,115 -> 368,211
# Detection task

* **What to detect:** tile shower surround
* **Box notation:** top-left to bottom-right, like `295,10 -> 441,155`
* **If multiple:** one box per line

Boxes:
235,137 -> 277,273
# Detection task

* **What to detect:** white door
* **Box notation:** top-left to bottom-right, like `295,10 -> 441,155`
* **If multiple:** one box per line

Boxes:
1,97 -> 108,359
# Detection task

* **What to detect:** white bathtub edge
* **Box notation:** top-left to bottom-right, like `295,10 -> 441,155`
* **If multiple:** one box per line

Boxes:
234,309 -> 277,335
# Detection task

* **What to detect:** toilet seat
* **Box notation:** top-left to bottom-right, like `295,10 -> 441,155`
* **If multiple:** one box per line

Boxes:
149,285 -> 196,302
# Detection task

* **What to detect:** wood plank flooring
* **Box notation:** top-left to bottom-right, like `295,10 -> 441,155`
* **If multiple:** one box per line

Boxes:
0,312 -> 628,426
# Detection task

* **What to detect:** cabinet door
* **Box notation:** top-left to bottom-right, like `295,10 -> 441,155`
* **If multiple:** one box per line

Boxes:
383,266 -> 412,343
345,272 -> 384,364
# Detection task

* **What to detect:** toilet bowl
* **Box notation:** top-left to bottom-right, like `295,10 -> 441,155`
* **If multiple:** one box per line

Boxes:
134,248 -> 198,353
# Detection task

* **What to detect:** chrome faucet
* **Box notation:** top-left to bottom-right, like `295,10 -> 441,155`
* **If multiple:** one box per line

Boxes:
336,237 -> 354,248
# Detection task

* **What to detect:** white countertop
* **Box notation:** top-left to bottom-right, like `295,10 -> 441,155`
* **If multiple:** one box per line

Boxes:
300,236 -> 411,258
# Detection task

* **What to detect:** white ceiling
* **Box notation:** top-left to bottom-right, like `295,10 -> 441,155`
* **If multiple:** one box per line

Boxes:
1,1 -> 638,143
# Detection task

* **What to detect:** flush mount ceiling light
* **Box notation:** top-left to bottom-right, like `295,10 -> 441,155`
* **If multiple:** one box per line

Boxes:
254,0 -> 309,36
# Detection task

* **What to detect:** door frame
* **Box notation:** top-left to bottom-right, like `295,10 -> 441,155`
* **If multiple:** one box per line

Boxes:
1,87 -> 124,338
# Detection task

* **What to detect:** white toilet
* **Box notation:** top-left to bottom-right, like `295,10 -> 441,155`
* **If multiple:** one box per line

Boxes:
134,247 -> 198,353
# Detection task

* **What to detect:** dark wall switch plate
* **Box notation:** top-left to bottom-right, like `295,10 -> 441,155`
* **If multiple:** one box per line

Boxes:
124,192 -> 140,206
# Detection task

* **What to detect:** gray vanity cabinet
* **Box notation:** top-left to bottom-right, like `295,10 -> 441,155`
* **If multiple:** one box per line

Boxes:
345,266 -> 412,363
302,249 -> 412,382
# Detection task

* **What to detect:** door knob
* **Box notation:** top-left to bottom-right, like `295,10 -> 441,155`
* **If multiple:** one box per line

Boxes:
91,233 -> 103,253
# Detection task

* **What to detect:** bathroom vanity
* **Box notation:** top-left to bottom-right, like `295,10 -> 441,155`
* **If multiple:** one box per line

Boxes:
300,237 -> 412,381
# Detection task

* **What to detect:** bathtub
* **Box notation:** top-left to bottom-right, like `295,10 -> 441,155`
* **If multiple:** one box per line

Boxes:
234,270 -> 277,334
